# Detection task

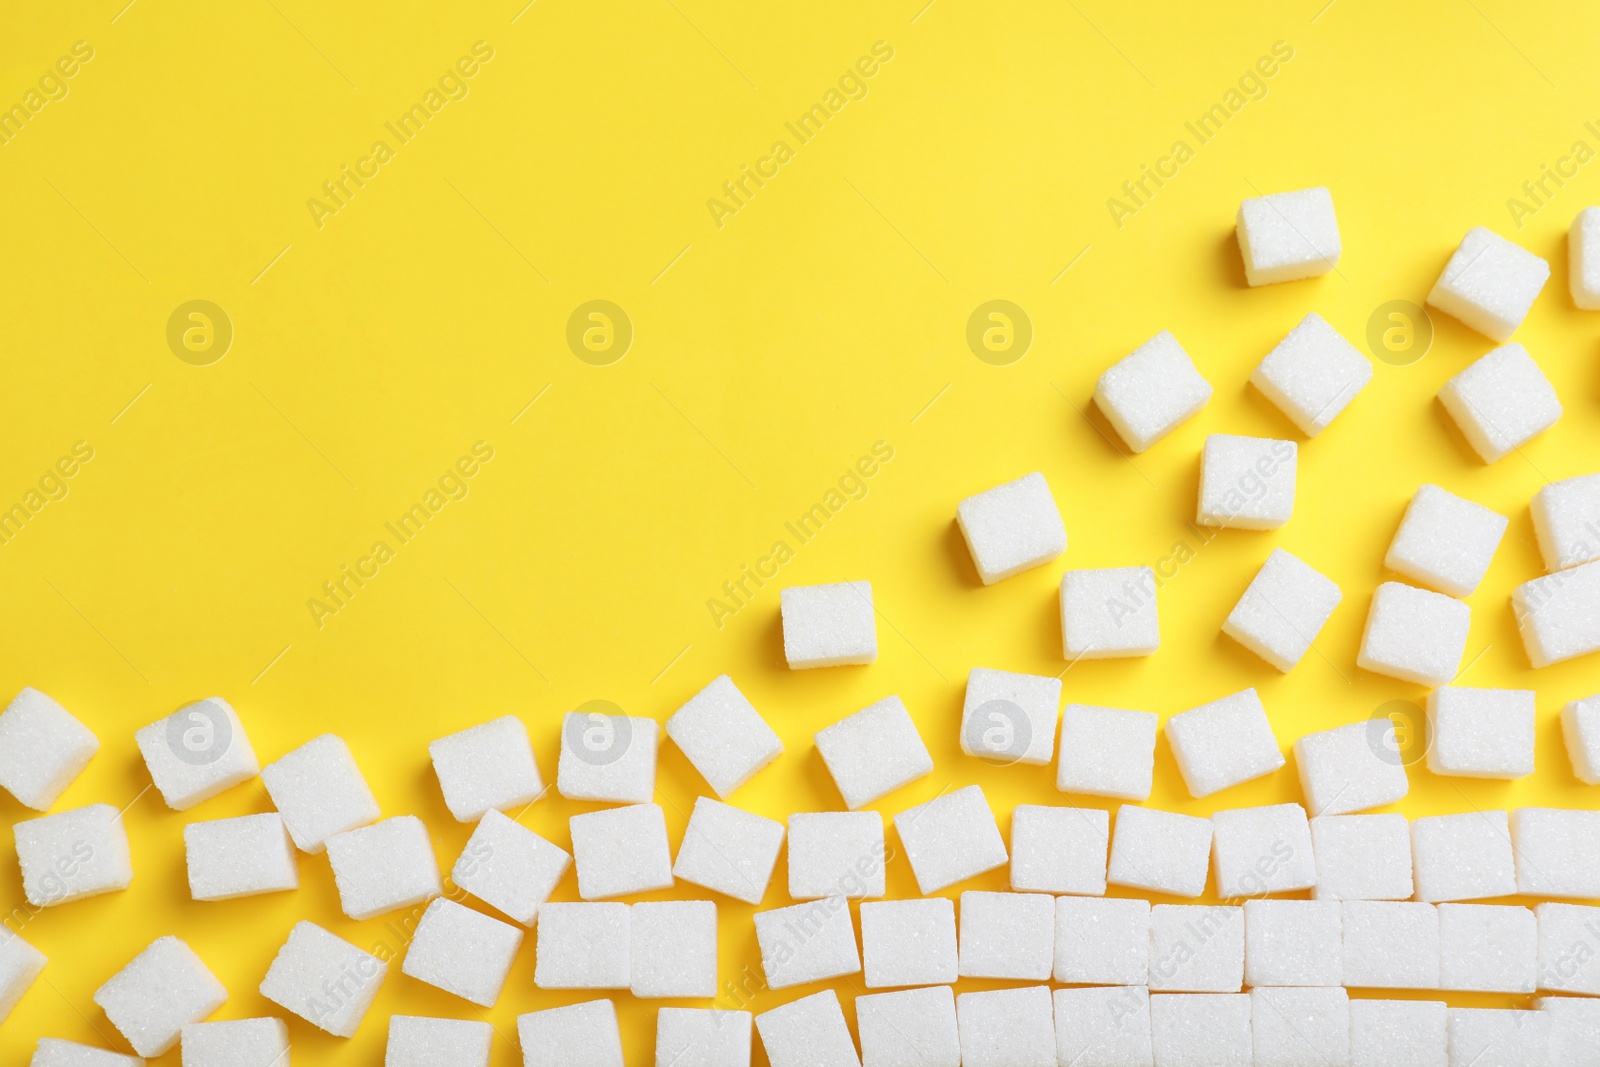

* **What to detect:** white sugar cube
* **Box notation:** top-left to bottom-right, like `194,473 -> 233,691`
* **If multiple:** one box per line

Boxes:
654,1007 -> 751,1067
754,897 -> 861,989
1412,810 -> 1517,902
815,697 -> 933,810
1356,581 -> 1470,686
1511,807 -> 1600,898
1149,905 -> 1244,992
789,811 -> 885,899
1051,986 -> 1152,1067
1236,186 -> 1341,286
1310,814 -> 1414,900
178,1017 -> 289,1067
1513,558 -> 1600,667
892,785 -> 1007,894
1148,994 -> 1252,1067
1056,703 -> 1159,801
960,667 -> 1060,766
1536,902 -> 1600,995
1532,472 -> 1600,571
1251,987 -> 1348,1067
0,930 -> 45,1023
665,675 -> 783,798
1348,999 -> 1447,1067
1196,434 -> 1297,530
1537,995 -> 1600,1067
517,999 -> 624,1067
555,710 -> 658,803
1572,207 -> 1600,309
1562,696 -> 1600,783
533,902 -> 629,989
260,734 -> 380,854
13,803 -> 133,906
1294,721 -> 1410,817
780,581 -> 877,668
1165,688 -> 1285,799
452,808 -> 570,925
428,715 -> 543,822
569,802 -> 674,899
1446,1008 -> 1549,1067
956,472 -> 1067,585
1439,343 -> 1562,462
1061,567 -> 1161,659
1107,806 -> 1212,898
1250,312 -> 1371,435
859,897 -> 957,988
29,1040 -> 143,1066
1427,226 -> 1550,341
0,687 -> 97,811
958,891 -> 1054,980
1341,900 -> 1440,989
857,985 -> 959,1067
133,698 -> 258,811
1210,804 -> 1315,897
955,986 -> 1057,1067
1386,484 -> 1509,597
401,897 -> 523,1007
674,796 -> 783,905
755,990 -> 860,1067
386,1015 -> 493,1067
325,815 -> 441,920
1426,686 -> 1535,779
1054,896 -> 1150,985
1093,330 -> 1213,453
1222,548 -> 1341,672
631,900 -> 717,998
94,936 -> 225,1057
1243,899 -> 1342,987
260,921 -> 386,1037
1009,804 -> 1108,895
1439,903 -> 1536,993
184,812 -> 298,901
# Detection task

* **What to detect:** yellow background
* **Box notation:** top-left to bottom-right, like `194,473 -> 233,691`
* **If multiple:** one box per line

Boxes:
2,0 -> 1599,1062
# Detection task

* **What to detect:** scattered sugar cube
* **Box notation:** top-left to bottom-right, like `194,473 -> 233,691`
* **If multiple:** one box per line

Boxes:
1341,900 -> 1440,989
452,808 -> 570,925
780,581 -> 877,668
428,715 -> 543,822
401,897 -> 523,1007
1056,703 -> 1159,801
1106,806 -> 1212,898
1562,696 -> 1600,783
1538,996 -> 1600,1067
857,985 -> 959,1067
28,1040 -> 143,1067
325,815 -> 442,920
1537,902 -> 1600,994
958,891 -> 1054,980
1210,803 -> 1316,897
386,1015 -> 493,1067
1511,808 -> 1600,898
674,796 -> 783,905
517,999 -> 624,1067
555,710 -> 658,804
1221,548 -> 1341,672
1426,686 -> 1535,779
1251,986 -> 1349,1067
1310,814 -> 1414,900
0,930 -> 45,1024
1294,721 -> 1410,817
960,667 -> 1060,766
1439,343 -> 1562,462
1093,330 -> 1213,453
0,687 -> 97,811
1386,484 -> 1508,597
1243,899 -> 1342,987
1412,810 -> 1517,902
260,734 -> 381,854
1009,804 -> 1108,895
1236,186 -> 1341,286
533,902 -> 629,989
1532,472 -> 1600,571
815,697 -> 933,810
1051,986 -> 1152,1067
1572,207 -> 1600,309
1060,567 -> 1160,659
1148,994 -> 1252,1067
569,802 -> 674,900
654,1007 -> 751,1067
1348,999 -> 1447,1067
13,803 -> 133,907
631,900 -> 717,998
1054,896 -> 1150,985
1148,905 -> 1244,992
94,936 -> 225,1057
859,897 -> 957,988
754,897 -> 861,989
892,785 -> 1007,894
134,698 -> 258,812
1446,1008 -> 1549,1067
754,990 -> 860,1067
259,921 -> 386,1037
1196,434 -> 1297,530
1439,903 -> 1536,993
178,1018 -> 289,1067
1356,581 -> 1470,686
788,811 -> 885,899
1427,226 -> 1550,341
1165,688 -> 1285,799
955,986 -> 1057,1067
1250,312 -> 1372,435
665,675 -> 783,798
956,472 -> 1068,585
1513,558 -> 1600,667
183,812 -> 298,901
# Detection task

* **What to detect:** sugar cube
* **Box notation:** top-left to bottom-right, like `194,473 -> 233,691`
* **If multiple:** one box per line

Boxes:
1293,721 -> 1410,817
1165,689 -> 1284,799
452,807 -> 570,925
1537,996 -> 1600,1067
517,999 -> 624,1067
1439,343 -> 1562,462
401,897 -> 523,1007
955,986 -> 1057,1067
0,930 -> 46,1023
134,698 -> 258,812
1196,434 -> 1297,530
1054,896 -> 1150,985
1210,803 -> 1316,897
1438,903 -> 1536,993
1106,806 -> 1212,898
1009,804 -> 1108,895
28,1041 -> 142,1067
259,921 -> 386,1037
178,1018 -> 289,1067
1537,902 -> 1600,994
893,785 -> 1007,894
1511,807 -> 1600,898
1426,686 -> 1535,779
1148,905 -> 1244,992
1061,567 -> 1160,658
428,715 -> 543,822
631,900 -> 717,998
325,815 -> 441,920
654,1007 -> 751,1067
1427,226 -> 1550,341
1558,701 -> 1600,787
1093,330 -> 1213,454
386,1015 -> 493,1067
1051,986 -> 1152,1067
856,985 -> 960,1067
1348,999 -> 1447,1067
1356,581 -> 1470,686
960,667 -> 1060,766
780,581 -> 877,668
1341,900 -> 1440,989
1513,558 -> 1600,667
788,811 -> 884,899
183,812 -> 298,901
533,902 -> 630,989
674,796 -> 784,905
1310,814 -> 1414,900
555,710 -> 658,803
260,734 -> 381,854
956,472 -> 1068,585
815,697 -> 933,810
958,891 -> 1054,980
665,675 -> 783,798
569,802 -> 674,900
1532,472 -> 1600,571
755,990 -> 860,1067
1412,810 -> 1517,902
859,897 -> 957,988
754,897 -> 860,989
1243,899 -> 1342,987
1250,986 -> 1349,1067
1446,1008 -> 1549,1067
94,936 -> 226,1057
1148,994 -> 1252,1067
1236,186 -> 1341,286
1572,207 -> 1600,309
13,803 -> 133,906
1386,484 -> 1509,597
1250,312 -> 1371,435
1056,703 -> 1159,801
1221,548 -> 1341,672
0,687 -> 97,811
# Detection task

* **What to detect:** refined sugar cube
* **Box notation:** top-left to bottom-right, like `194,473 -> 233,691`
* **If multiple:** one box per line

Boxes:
1294,721 -> 1410,817
1532,472 -> 1600,571
755,990 -> 860,1067
401,897 -> 524,1007
958,891 -> 1054,980
1221,549 -> 1341,672
533,902 -> 630,989
1051,986 -> 1152,1067
859,897 -> 957,988
856,985 -> 959,1067
1310,814 -> 1414,900
1439,343 -> 1562,462
1513,558 -> 1600,667
956,472 -> 1067,586
134,698 -> 258,811
955,986 -> 1057,1067
631,900 -> 717,998
1438,903 -> 1536,993
0,687 -> 97,811
1054,896 -> 1150,985
260,734 -> 381,854
1237,186 -> 1341,286
1412,810 -> 1517,902
1511,808 -> 1600,898
1538,996 -> 1600,1067
452,808 -> 570,925
1446,1008 -> 1549,1067
960,667 -> 1060,766
1386,484 -> 1508,597
1165,689 -> 1285,799
1107,806 -> 1212,898
1426,686 -> 1535,779
555,710 -> 658,804
789,811 -> 885,899
780,581 -> 877,668
1196,434 -> 1297,530
28,1041 -> 142,1067
178,1017 -> 289,1067
654,1007 -> 751,1067
1061,567 -> 1160,659
815,697 -> 933,810
754,898 -> 861,988
1148,994 -> 1252,1067
184,812 -> 298,901
1148,905 -> 1244,992
1056,703 -> 1159,801
1250,987 -> 1349,1067
1562,696 -> 1600,783
1093,330 -> 1213,453
1537,902 -> 1600,994
1356,581 -> 1470,686
13,803 -> 133,907
1427,226 -> 1550,341
1009,804 -> 1108,895
386,1015 -> 493,1067
569,802 -> 674,899
1572,207 -> 1600,309
1341,900 -> 1440,989
517,999 -> 624,1067
675,796 -> 783,905
1210,803 -> 1316,897
665,675 -> 783,798
0,930 -> 46,1023
1348,999 -> 1447,1067
260,921 -> 386,1037
1250,312 -> 1371,435
325,815 -> 442,920
1243,899 -> 1342,987
94,936 -> 226,1057
892,785 -> 1007,894
428,715 -> 543,822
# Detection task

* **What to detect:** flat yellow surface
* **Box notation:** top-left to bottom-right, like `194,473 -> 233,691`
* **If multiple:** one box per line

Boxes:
2,0 -> 1599,1062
